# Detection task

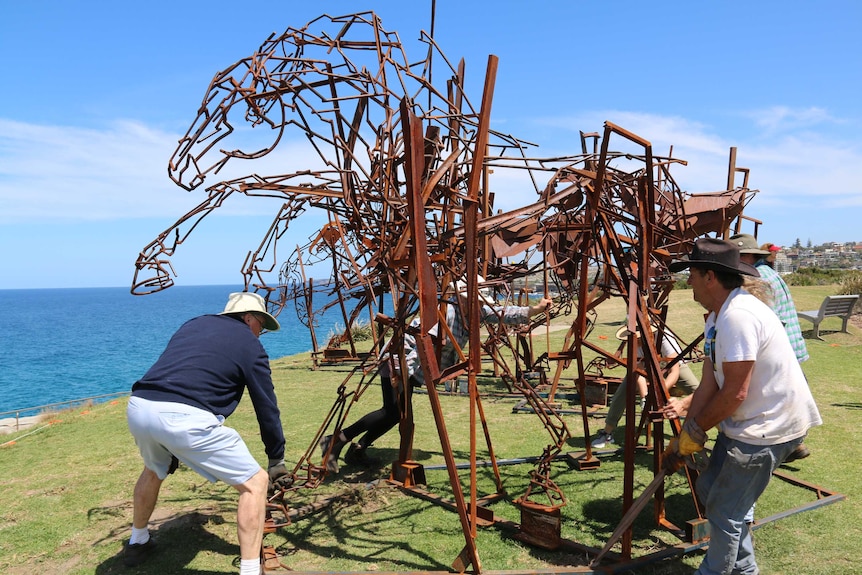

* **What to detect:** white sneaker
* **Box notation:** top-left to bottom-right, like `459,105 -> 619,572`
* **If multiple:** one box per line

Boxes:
591,431 -> 615,449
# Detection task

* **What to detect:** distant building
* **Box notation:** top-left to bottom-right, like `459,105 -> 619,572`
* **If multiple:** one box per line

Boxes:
774,252 -> 792,274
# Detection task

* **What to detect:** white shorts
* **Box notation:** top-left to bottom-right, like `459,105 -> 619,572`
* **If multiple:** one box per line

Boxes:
127,396 -> 261,485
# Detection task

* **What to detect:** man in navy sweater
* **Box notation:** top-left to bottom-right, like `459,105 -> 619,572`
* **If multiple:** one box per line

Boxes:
125,292 -> 289,575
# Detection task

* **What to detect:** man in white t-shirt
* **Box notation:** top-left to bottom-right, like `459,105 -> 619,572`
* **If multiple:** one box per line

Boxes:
665,237 -> 822,575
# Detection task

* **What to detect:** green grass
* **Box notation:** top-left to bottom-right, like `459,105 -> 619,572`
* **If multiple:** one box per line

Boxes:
0,286 -> 859,574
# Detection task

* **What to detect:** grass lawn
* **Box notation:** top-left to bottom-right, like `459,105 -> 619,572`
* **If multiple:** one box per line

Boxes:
0,285 -> 859,574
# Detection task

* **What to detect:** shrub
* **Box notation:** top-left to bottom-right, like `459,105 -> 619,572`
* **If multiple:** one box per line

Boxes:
673,274 -> 691,290
783,267 -> 849,286
350,319 -> 374,342
325,318 -> 374,348
837,271 -> 862,313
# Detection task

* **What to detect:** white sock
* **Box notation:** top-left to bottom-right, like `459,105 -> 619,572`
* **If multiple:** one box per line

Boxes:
239,557 -> 260,575
129,526 -> 150,545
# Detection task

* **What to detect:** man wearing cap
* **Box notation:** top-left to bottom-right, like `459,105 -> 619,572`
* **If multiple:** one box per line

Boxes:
320,277 -> 552,471
730,233 -> 811,462
125,292 -> 290,575
665,238 -> 821,575
729,234 -> 808,363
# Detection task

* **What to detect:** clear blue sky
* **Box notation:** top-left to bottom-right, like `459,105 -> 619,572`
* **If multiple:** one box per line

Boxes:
1,0 -> 859,289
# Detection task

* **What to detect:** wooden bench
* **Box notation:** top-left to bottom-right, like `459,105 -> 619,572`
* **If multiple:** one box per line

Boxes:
797,294 -> 860,340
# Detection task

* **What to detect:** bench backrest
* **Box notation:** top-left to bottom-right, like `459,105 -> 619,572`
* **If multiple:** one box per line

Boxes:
818,294 -> 860,319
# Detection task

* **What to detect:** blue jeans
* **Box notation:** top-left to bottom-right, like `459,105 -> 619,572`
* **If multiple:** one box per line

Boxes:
694,432 -> 801,575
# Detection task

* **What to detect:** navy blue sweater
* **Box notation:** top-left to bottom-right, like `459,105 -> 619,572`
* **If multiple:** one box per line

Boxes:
132,314 -> 285,461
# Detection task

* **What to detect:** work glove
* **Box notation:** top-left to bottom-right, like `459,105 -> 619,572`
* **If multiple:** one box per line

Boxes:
680,417 -> 707,455
663,417 -> 707,472
661,441 -> 686,473
267,458 -> 293,490
662,435 -> 703,471
676,429 -> 705,457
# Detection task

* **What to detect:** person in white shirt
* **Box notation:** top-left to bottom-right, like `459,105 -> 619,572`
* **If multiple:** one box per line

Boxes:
665,238 -> 822,575
591,323 -> 699,449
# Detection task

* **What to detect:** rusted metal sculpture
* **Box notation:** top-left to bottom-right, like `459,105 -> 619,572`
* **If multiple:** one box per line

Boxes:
132,10 -> 843,574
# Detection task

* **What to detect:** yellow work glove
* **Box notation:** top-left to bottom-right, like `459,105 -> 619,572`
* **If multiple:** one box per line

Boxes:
680,417 -> 707,455
677,429 -> 705,456
662,440 -> 685,473
663,418 -> 706,471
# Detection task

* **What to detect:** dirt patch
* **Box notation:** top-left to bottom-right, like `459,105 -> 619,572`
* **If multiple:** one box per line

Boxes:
5,556 -> 81,575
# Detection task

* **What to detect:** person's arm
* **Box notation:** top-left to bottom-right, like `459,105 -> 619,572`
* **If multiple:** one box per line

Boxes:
689,360 -> 752,432
528,297 -> 553,318
658,335 -> 684,391
662,361 -> 680,390
661,353 -> 707,421
663,394 -> 691,419
662,358 -> 718,455
244,345 -> 286,463
481,296 -> 552,325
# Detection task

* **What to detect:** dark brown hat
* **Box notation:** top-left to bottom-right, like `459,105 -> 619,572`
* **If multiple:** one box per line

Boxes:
668,237 -> 760,277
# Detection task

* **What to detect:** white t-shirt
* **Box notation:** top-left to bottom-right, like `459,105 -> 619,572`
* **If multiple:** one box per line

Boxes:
634,330 -> 687,369
706,287 -> 822,445
655,333 -> 683,364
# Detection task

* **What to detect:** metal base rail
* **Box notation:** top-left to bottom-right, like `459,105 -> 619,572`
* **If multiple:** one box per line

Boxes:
264,456 -> 845,574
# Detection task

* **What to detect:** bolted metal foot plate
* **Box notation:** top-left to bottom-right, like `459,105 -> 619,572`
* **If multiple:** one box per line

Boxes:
516,500 -> 562,550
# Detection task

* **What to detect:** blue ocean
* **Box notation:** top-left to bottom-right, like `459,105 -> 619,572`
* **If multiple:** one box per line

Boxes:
0,285 -> 356,416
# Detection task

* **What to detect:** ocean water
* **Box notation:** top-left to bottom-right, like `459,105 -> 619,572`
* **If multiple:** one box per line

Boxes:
0,285 -> 357,415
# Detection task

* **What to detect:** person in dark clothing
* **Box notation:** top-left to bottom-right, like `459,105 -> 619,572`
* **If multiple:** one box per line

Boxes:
319,277 -> 551,472
320,359 -> 402,470
124,292 -> 291,575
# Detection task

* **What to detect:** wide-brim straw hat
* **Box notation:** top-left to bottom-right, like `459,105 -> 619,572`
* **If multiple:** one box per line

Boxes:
614,321 -> 660,341
668,237 -> 759,277
220,292 -> 280,331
